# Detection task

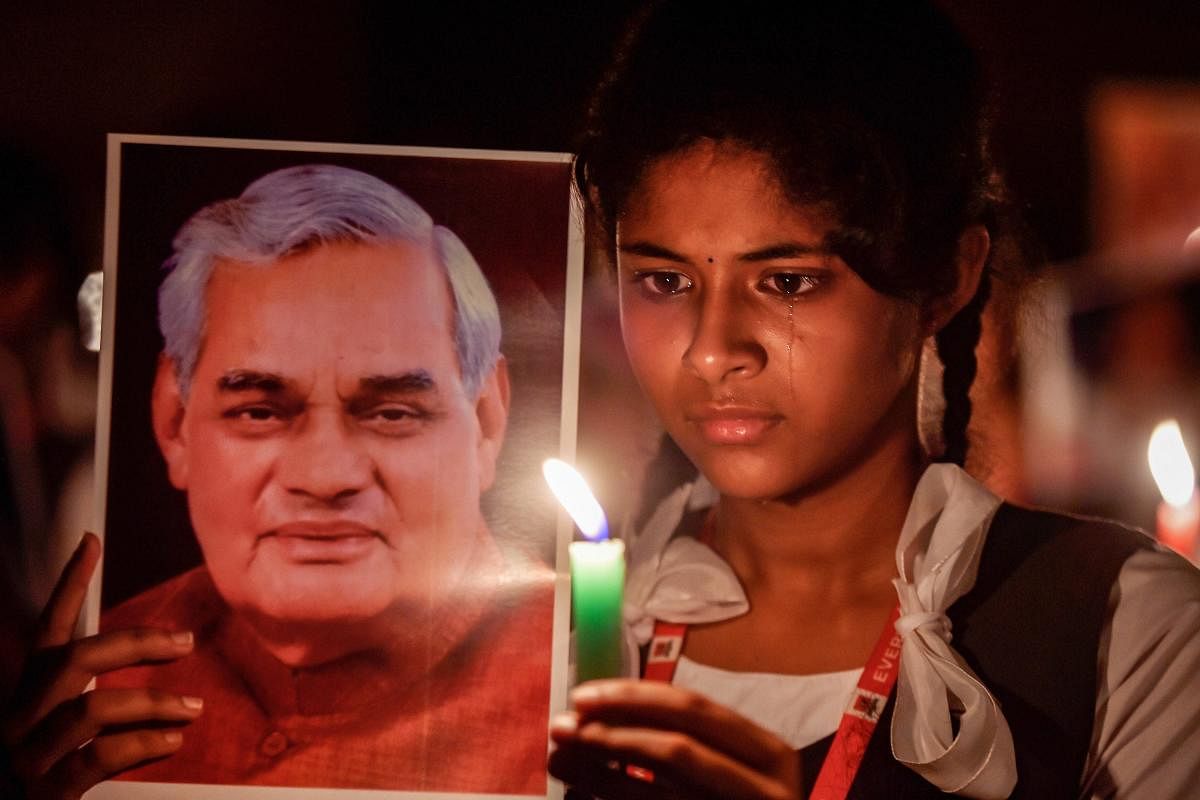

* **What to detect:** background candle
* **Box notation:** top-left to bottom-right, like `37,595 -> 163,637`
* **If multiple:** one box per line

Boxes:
1148,420 -> 1199,560
1157,496 -> 1200,559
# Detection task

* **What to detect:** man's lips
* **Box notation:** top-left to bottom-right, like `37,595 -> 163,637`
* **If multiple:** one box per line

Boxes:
686,406 -> 784,445
260,522 -> 382,563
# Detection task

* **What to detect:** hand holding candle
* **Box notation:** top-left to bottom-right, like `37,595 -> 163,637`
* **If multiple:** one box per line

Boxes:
1148,420 -> 1199,561
543,459 -> 625,683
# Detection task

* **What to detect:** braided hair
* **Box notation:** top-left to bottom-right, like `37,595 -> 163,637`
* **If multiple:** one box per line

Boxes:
576,0 -> 1008,468
935,272 -> 993,467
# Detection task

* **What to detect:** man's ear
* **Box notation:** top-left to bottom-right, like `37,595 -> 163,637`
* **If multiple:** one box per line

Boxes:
922,225 -> 990,336
152,354 -> 190,489
474,355 -> 510,493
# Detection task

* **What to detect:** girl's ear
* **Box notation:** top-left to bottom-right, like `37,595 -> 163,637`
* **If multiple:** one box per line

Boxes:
923,225 -> 990,336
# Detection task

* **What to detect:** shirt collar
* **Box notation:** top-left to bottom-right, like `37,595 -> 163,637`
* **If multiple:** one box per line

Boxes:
623,462 -> 1017,799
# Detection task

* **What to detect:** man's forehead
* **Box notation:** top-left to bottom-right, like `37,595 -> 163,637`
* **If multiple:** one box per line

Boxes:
208,238 -> 441,288
203,239 -> 454,324
192,240 -> 461,384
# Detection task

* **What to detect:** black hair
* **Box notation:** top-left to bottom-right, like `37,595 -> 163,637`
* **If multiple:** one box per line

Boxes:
576,0 -> 1009,468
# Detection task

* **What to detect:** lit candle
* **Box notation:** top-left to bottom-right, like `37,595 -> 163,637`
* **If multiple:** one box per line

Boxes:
543,458 -> 624,683
1148,420 -> 1199,560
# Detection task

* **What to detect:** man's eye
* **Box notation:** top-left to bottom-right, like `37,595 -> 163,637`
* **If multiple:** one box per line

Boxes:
361,405 -> 428,434
635,270 -> 694,296
373,408 -> 413,422
222,404 -> 290,433
760,273 -> 821,296
224,405 -> 282,422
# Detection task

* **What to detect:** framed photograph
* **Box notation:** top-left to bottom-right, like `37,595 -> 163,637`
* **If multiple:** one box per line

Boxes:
87,135 -> 581,799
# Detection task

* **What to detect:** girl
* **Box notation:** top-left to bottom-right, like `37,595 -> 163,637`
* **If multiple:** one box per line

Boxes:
548,3 -> 1200,799
5,4 -> 1198,799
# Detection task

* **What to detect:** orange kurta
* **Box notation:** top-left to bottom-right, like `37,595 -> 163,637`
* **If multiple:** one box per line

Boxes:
100,535 -> 554,794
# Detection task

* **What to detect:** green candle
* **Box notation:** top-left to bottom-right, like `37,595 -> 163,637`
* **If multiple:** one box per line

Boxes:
569,538 -> 625,683
543,458 -> 625,683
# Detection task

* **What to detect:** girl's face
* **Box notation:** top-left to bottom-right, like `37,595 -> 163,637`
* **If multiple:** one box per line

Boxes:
616,141 -> 926,501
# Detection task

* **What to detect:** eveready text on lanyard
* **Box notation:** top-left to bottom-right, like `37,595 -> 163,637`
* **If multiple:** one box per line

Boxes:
644,604 -> 903,800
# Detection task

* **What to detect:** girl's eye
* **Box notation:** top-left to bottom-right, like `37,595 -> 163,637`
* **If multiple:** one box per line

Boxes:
760,272 -> 821,296
635,270 -> 694,296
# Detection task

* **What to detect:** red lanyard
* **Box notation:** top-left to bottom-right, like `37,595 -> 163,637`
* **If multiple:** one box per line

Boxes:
643,605 -> 902,800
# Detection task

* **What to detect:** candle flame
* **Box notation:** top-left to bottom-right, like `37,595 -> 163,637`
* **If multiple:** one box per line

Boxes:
1148,420 -> 1196,508
543,458 -> 609,540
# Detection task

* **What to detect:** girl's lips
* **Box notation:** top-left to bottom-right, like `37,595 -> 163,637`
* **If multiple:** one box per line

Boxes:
689,410 -> 783,445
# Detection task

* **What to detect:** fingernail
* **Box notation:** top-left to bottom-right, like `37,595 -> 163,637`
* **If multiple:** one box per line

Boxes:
571,685 -> 601,703
549,712 -> 578,733
162,731 -> 183,745
181,696 -> 203,711
171,631 -> 194,649
75,532 -> 100,559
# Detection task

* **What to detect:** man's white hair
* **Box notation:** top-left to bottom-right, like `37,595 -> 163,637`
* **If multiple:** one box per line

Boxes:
158,163 -> 501,398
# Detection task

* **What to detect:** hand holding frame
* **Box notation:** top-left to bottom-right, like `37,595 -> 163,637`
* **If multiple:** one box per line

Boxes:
1,534 -> 203,799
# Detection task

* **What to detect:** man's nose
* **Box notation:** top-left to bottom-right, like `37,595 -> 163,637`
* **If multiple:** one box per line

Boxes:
682,290 -> 768,386
277,411 -> 373,504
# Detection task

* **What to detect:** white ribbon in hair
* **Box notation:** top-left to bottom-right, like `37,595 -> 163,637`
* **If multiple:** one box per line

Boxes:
890,464 -> 1017,799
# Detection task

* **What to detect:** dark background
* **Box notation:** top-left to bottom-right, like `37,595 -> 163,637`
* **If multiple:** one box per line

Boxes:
4,1 -> 1200,288
100,142 -> 573,608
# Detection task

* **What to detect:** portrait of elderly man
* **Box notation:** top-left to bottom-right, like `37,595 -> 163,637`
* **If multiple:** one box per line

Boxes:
98,163 -> 555,793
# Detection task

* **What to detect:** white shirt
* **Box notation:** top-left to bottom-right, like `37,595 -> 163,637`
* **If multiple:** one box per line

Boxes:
623,465 -> 1200,799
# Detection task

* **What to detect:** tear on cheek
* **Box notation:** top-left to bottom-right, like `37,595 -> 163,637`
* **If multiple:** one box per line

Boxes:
787,301 -> 796,400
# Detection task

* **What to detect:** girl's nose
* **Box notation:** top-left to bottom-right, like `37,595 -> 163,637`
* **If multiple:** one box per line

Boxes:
682,292 -> 767,386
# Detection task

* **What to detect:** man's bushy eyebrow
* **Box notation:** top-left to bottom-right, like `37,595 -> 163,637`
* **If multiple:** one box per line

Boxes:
359,371 -> 436,394
215,370 -> 437,396
217,370 -> 287,393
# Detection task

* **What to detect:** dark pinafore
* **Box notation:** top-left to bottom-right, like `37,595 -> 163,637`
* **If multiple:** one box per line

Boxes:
641,503 -> 1150,798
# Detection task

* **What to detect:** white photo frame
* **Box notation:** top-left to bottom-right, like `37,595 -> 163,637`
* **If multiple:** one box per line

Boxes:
87,134 -> 581,800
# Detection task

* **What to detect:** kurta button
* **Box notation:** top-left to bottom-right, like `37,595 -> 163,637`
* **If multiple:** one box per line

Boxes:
260,731 -> 288,757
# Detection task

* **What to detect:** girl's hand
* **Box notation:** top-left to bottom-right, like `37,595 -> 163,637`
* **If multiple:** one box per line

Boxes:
549,679 -> 803,800
1,533 -> 203,800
